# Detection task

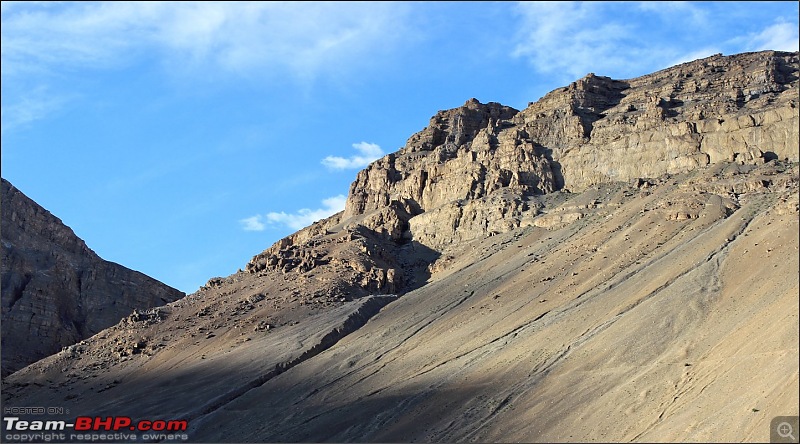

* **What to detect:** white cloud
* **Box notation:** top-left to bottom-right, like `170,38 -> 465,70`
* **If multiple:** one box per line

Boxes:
509,1 -> 799,81
1,2 -> 412,80
511,2 -> 650,80
322,142 -> 385,170
243,194 -> 347,232
1,2 -> 415,127
744,20 -> 799,52
239,215 -> 266,232
636,1 -> 708,27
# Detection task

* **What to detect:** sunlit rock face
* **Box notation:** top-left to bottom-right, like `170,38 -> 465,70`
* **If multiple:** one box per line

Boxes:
344,51 -> 798,248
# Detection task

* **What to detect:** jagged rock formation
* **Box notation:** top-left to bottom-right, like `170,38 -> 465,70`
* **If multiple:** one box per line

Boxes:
241,213 -> 424,300
2,50 -> 798,443
346,50 -> 798,248
1,179 -> 185,376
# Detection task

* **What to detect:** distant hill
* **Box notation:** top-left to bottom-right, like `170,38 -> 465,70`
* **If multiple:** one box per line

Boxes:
1,178 -> 184,376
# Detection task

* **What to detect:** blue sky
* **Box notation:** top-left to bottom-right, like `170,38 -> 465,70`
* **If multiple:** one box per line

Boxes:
2,1 -> 798,293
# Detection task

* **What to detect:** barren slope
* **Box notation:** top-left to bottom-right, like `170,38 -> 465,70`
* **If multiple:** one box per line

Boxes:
4,162 -> 797,443
188,163 -> 798,443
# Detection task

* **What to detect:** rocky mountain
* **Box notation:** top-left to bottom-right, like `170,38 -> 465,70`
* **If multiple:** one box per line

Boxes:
1,178 -> 185,376
2,50 -> 798,443
345,51 -> 798,249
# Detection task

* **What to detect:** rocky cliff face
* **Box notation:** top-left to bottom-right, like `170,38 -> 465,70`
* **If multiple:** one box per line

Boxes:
1,178 -> 185,376
241,50 -> 797,282
345,50 -> 798,248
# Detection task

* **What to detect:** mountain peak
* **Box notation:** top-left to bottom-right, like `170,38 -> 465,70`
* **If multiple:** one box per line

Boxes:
340,50 -> 798,248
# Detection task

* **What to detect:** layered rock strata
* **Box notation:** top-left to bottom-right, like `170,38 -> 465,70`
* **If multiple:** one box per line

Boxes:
343,50 -> 798,248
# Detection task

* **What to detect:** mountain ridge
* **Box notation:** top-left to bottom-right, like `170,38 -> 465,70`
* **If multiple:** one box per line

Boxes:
1,178 -> 185,376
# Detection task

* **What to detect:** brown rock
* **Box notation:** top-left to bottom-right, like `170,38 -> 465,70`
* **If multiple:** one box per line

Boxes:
339,50 -> 797,249
1,179 -> 184,376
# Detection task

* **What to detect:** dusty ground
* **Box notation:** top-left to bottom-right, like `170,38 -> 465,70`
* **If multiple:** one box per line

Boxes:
2,161 -> 798,443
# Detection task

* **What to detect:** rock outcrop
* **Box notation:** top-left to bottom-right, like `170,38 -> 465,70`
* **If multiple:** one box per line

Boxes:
1,178 -> 185,376
344,50 -> 798,248
237,51 -> 797,282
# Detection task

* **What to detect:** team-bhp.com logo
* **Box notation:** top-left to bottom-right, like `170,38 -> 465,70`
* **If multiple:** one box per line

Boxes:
4,416 -> 188,442
5,416 -> 187,431
75,417 -> 187,432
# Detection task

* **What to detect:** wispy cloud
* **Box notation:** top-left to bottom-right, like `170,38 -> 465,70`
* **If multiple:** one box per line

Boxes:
0,85 -> 72,134
322,142 -> 384,170
239,215 -> 266,232
2,2 -> 413,80
1,2 -> 415,127
741,20 -> 799,52
509,1 -> 798,82
242,194 -> 347,232
511,2 -> 645,80
1,2 -> 157,77
674,19 -> 800,69
635,1 -> 708,27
